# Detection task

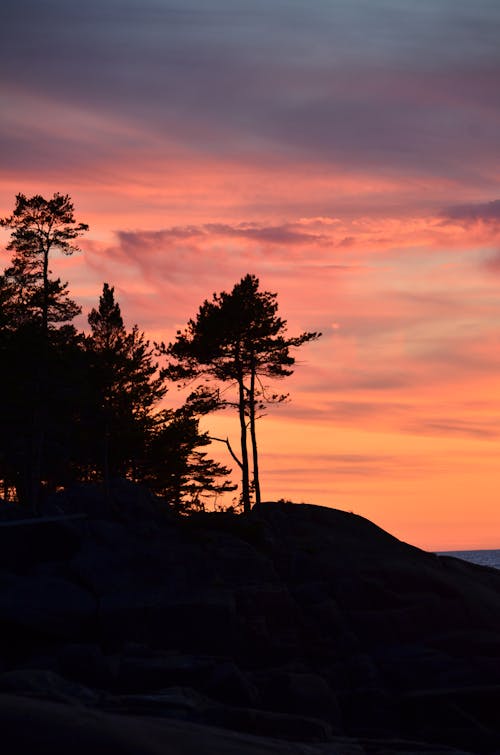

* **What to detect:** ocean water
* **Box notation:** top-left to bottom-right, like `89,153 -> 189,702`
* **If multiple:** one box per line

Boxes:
437,549 -> 500,570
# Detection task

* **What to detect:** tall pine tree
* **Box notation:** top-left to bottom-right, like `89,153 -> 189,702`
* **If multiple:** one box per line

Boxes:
161,274 -> 320,512
84,283 -> 166,488
0,193 -> 87,334
0,193 -> 88,510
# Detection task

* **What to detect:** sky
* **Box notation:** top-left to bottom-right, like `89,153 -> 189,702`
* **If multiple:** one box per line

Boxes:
2,0 -> 500,550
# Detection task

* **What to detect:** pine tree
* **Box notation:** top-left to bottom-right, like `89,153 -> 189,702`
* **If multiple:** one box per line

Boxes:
142,408 -> 235,511
0,193 -> 88,334
85,283 -> 166,487
160,274 -> 320,512
0,193 -> 88,510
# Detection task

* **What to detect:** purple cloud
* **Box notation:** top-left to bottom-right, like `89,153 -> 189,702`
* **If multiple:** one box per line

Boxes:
115,223 -> 325,248
443,199 -> 500,224
2,0 -> 500,187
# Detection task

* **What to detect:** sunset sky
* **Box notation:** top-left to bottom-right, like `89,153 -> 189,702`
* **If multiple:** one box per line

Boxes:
2,0 -> 500,550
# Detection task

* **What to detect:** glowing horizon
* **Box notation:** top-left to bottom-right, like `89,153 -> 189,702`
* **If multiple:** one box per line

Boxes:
2,0 -> 500,550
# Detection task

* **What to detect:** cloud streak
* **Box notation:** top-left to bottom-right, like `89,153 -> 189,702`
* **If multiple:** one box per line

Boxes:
2,0 -> 500,190
443,199 -> 500,224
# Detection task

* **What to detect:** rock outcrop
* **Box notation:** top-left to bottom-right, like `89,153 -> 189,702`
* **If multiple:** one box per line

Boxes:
1,489 -> 499,753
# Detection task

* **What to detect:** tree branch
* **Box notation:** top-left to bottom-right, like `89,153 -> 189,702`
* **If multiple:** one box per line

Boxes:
208,435 -> 243,469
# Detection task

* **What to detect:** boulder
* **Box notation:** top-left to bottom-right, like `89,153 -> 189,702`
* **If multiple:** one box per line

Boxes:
0,573 -> 96,654
0,669 -> 99,705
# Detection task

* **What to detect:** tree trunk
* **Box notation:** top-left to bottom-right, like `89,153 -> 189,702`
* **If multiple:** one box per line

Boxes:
30,404 -> 44,516
34,246 -> 50,516
237,373 -> 251,513
30,357 -> 48,516
103,417 -> 111,503
249,364 -> 261,506
42,246 -> 49,336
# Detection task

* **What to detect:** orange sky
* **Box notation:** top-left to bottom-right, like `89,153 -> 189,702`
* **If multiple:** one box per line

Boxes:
2,0 -> 500,550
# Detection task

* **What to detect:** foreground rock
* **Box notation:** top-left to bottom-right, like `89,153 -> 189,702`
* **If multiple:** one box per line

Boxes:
0,490 -> 499,753
0,694 -> 368,755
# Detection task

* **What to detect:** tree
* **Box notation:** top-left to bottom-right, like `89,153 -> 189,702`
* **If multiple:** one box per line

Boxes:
141,407 -> 235,511
0,193 -> 88,511
84,283 -> 167,488
0,294 -> 86,505
0,193 -> 88,334
160,274 -> 321,513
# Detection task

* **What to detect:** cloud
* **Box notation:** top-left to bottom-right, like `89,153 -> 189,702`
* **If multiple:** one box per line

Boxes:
273,399 -> 415,427
483,250 -> 500,274
263,451 -> 428,480
405,417 -> 500,440
204,223 -> 327,246
95,223 -> 353,290
80,223 -> 354,340
443,199 -> 500,225
75,214 -> 500,412
116,223 -> 326,247
101,213 -> 498,288
2,0 -> 500,190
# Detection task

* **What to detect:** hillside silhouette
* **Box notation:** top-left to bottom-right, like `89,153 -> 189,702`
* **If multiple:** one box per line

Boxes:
1,490 -> 500,753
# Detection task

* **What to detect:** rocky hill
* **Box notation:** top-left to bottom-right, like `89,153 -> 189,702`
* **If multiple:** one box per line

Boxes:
1,484 -> 499,754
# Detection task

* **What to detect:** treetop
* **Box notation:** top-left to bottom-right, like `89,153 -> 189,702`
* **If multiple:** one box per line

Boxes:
1,192 -> 89,256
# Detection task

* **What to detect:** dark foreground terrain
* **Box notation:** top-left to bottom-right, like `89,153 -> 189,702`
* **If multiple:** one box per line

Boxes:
1,484 -> 500,754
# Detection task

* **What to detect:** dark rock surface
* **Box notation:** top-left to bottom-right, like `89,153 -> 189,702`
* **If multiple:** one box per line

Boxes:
1,488 -> 499,753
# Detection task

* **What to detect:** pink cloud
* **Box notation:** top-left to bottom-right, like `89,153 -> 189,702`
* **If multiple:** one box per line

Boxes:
483,250 -> 500,274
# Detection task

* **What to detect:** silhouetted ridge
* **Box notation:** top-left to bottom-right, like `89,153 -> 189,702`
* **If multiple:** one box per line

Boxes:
0,493 -> 499,753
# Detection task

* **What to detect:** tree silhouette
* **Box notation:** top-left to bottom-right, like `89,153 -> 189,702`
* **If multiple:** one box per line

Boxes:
2,196 -> 320,514
160,274 -> 320,512
0,193 -> 88,511
142,407 -> 235,511
84,283 -> 166,490
0,302 -> 86,505
0,193 -> 88,334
